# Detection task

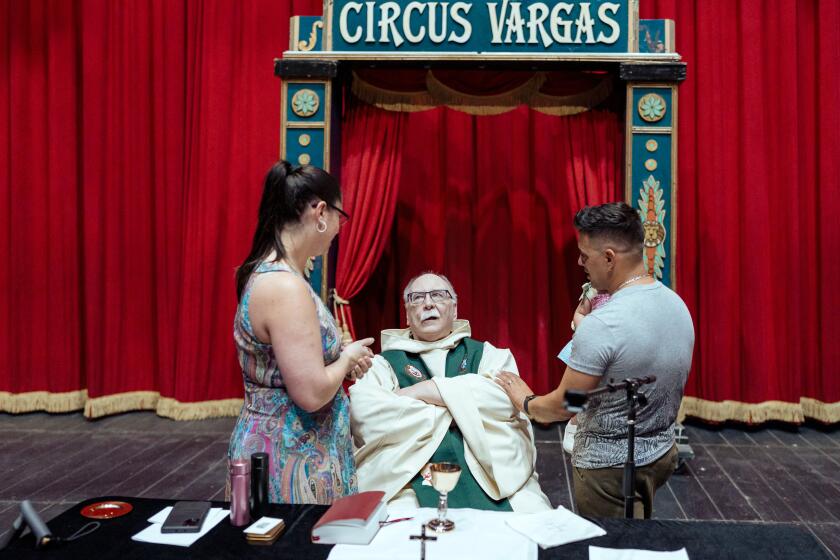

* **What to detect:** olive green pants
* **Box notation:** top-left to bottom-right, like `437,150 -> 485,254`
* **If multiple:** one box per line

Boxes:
573,444 -> 678,519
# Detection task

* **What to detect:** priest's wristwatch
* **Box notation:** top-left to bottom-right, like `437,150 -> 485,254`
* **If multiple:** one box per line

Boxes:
523,394 -> 538,418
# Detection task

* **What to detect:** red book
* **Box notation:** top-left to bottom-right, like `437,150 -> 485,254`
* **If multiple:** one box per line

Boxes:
311,491 -> 387,545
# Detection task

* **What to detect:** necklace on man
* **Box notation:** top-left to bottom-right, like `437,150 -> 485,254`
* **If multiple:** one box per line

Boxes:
615,273 -> 648,292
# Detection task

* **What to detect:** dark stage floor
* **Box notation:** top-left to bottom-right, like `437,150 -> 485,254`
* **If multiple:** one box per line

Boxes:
1,411 -> 838,558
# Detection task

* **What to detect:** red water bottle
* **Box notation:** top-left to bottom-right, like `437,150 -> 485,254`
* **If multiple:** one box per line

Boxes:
229,459 -> 251,527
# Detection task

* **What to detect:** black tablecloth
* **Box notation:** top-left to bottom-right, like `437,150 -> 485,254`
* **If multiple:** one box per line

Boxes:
0,496 -> 831,560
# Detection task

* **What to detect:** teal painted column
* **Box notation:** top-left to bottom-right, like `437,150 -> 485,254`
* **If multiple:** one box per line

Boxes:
280,17 -> 331,300
625,84 -> 678,288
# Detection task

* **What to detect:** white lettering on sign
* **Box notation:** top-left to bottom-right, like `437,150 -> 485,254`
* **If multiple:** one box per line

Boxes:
339,1 -> 364,43
336,0 -> 624,48
597,2 -> 620,43
549,3 -> 574,43
428,2 -> 448,43
403,2 -> 427,42
526,3 -> 551,47
378,2 -> 402,46
574,2 -> 595,44
449,2 -> 472,43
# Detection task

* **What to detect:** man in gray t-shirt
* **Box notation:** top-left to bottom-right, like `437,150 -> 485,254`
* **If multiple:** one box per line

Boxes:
496,202 -> 694,519
569,281 -> 694,470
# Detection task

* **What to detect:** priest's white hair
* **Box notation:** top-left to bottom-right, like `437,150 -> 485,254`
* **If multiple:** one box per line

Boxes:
402,271 -> 458,303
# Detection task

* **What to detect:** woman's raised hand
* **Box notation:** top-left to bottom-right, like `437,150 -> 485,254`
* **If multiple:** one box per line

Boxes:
341,337 -> 375,380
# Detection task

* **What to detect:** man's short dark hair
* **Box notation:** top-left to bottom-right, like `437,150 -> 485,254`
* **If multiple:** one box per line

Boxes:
574,202 -> 644,253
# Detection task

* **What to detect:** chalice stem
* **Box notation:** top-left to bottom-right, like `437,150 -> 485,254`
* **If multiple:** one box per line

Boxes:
437,492 -> 448,523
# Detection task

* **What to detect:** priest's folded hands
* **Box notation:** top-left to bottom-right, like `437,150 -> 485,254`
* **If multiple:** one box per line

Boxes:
348,272 -> 552,513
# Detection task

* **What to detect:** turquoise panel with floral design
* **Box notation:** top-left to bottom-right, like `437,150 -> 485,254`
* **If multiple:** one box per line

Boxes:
287,83 -> 326,123
632,87 -> 672,128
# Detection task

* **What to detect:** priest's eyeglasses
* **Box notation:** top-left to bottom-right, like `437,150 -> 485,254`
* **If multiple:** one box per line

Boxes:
405,290 -> 453,305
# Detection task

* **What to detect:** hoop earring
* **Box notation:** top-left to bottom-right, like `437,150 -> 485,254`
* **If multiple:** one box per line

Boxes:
316,219 -> 327,233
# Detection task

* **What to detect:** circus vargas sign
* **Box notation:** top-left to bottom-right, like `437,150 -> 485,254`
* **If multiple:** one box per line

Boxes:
328,0 -> 634,53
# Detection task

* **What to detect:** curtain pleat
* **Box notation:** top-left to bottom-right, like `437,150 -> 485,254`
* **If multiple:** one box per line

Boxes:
334,101 -> 406,339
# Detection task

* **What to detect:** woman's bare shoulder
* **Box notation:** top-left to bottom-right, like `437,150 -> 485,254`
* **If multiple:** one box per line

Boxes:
249,270 -> 311,308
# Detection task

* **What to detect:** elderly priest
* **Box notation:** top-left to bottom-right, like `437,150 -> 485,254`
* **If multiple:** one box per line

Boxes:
349,272 -> 551,512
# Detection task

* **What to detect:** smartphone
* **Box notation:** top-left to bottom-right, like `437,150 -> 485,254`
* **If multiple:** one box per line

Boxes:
161,501 -> 212,534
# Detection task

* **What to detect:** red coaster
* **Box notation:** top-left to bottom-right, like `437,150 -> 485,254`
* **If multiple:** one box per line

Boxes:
80,501 -> 133,519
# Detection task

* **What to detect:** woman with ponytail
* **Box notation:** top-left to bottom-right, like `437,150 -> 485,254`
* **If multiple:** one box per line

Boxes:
228,161 -> 375,504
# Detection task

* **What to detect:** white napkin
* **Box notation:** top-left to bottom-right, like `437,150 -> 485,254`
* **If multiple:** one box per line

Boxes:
131,506 -> 229,547
589,546 -> 690,560
328,506 -> 537,560
505,506 -> 606,548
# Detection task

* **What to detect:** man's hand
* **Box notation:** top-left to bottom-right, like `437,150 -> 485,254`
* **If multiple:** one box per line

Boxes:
494,371 -> 533,414
396,380 -> 445,406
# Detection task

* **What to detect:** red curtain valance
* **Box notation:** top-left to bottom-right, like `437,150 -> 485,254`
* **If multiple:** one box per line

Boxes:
351,69 -> 613,116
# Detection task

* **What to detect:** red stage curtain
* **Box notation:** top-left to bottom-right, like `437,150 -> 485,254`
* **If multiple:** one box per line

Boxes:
3,1 -> 840,423
1,0 -> 84,409
640,0 -> 840,422
334,102 -> 406,340
0,0 -> 322,418
352,106 -> 623,396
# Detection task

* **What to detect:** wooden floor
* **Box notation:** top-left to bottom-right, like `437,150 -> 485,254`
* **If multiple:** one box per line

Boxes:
1,411 -> 838,558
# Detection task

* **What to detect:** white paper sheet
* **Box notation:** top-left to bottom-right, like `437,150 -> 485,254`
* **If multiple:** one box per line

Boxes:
131,506 -> 229,547
589,546 -> 690,560
327,506 -> 537,560
505,505 -> 606,548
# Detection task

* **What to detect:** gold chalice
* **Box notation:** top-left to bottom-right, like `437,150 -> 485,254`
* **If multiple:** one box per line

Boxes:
426,462 -> 462,533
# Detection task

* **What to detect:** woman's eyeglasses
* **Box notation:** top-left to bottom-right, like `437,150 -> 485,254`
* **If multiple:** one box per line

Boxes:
328,203 -> 350,226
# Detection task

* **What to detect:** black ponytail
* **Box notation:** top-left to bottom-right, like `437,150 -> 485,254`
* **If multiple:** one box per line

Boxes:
235,161 -> 342,301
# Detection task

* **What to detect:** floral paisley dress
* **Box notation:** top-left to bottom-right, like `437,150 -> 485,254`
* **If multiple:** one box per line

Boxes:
228,262 -> 356,504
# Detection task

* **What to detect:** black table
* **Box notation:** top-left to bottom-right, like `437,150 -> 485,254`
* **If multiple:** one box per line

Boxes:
0,496 -> 831,560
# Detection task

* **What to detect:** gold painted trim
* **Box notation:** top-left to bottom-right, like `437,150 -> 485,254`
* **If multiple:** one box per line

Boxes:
280,81 -> 288,161
282,51 -> 681,63
670,84 -> 678,291
665,19 -> 675,53
632,125 -> 673,134
290,16 -> 300,51
321,78 -> 333,302
323,80 -> 332,170
324,0 -> 334,51
298,21 -> 324,51
287,121 -> 326,128
628,0 -> 639,53
624,83 -> 635,204
321,252 -> 329,302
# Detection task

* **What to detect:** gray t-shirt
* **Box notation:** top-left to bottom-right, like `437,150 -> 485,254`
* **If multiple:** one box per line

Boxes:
568,281 -> 694,469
